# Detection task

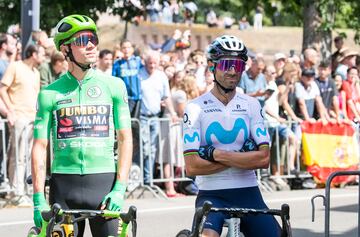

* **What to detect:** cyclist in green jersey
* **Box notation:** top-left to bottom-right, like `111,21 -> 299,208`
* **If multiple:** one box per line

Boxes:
31,14 -> 133,237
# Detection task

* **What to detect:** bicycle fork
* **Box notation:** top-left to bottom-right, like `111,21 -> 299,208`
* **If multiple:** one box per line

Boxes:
225,217 -> 242,237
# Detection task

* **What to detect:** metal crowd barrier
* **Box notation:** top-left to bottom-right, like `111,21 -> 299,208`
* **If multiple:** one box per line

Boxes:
126,117 -> 191,199
311,170 -> 360,237
0,119 -> 34,205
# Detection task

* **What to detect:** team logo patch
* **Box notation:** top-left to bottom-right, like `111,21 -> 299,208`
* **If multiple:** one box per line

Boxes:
58,142 -> 66,149
87,86 -> 102,98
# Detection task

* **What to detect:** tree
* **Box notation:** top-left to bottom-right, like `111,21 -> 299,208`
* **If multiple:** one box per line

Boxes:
302,0 -> 335,60
112,0 -> 150,39
0,0 -> 148,39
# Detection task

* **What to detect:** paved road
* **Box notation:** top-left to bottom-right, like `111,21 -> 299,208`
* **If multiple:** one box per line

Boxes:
0,186 -> 359,237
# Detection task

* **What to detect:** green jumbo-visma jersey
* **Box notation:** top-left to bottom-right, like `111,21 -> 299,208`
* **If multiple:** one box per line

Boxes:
34,69 -> 131,175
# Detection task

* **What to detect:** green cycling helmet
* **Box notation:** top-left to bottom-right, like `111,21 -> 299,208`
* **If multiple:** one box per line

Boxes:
54,14 -> 97,50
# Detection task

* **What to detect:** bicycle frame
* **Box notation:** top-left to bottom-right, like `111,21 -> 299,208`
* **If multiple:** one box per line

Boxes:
177,201 -> 292,237
27,203 -> 137,237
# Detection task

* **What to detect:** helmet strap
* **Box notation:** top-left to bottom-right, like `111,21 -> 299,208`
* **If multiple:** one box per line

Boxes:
67,45 -> 91,72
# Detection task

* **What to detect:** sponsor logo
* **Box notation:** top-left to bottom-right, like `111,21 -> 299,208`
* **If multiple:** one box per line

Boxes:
205,118 -> 248,145
260,108 -> 265,118
69,141 -> 106,148
184,132 -> 200,144
57,99 -> 73,105
232,104 -> 247,112
58,142 -> 66,149
55,91 -> 75,99
87,86 -> 102,98
183,113 -> 189,123
256,127 -> 267,137
56,105 -> 110,139
204,108 -> 222,113
59,118 -> 73,127
203,99 -> 214,105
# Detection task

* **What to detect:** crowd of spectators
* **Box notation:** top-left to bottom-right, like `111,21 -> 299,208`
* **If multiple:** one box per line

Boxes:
0,21 -> 359,205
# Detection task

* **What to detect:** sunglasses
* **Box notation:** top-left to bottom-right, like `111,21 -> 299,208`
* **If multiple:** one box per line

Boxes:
65,33 -> 99,47
216,59 -> 246,73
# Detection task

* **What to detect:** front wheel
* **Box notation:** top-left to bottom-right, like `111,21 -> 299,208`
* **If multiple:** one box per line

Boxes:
176,229 -> 191,237
27,227 -> 41,237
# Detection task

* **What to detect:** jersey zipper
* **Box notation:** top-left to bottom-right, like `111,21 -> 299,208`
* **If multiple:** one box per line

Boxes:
78,79 -> 85,174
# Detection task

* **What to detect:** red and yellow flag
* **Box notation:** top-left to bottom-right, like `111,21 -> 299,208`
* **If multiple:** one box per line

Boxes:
301,121 -> 359,184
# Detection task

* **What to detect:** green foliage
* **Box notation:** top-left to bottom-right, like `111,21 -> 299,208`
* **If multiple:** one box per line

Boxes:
0,0 -> 149,33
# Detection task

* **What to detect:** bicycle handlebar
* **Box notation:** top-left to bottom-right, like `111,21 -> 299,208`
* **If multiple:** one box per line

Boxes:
190,201 -> 291,237
40,203 -> 137,237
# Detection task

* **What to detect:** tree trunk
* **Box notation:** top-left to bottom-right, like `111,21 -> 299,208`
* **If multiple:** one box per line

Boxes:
122,20 -> 129,40
302,0 -> 334,61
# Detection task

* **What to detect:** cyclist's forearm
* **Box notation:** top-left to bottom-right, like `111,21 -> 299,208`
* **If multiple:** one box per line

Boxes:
31,139 -> 48,193
184,154 -> 229,176
214,146 -> 270,170
116,128 -> 133,183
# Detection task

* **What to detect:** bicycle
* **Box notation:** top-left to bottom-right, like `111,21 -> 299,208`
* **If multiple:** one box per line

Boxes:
27,203 -> 137,237
176,201 -> 292,237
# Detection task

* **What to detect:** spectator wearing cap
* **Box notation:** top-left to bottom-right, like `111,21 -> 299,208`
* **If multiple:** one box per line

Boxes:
315,60 -> 340,122
331,36 -> 345,72
335,48 -> 359,80
295,68 -> 329,124
97,49 -> 113,75
238,56 -> 267,107
302,48 -> 319,72
274,52 -> 286,77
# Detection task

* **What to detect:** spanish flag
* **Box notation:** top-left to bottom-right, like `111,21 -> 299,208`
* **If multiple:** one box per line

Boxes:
301,121 -> 359,184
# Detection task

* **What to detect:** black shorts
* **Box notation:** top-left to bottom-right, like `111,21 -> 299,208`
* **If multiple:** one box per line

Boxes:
49,173 -> 118,237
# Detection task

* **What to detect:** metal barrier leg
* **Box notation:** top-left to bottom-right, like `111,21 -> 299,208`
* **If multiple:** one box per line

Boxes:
311,170 -> 360,237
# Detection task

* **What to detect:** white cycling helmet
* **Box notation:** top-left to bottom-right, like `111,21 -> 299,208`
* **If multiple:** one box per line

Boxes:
206,35 -> 248,62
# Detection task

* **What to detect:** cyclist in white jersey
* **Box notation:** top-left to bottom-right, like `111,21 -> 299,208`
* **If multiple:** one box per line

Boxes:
183,35 -> 281,237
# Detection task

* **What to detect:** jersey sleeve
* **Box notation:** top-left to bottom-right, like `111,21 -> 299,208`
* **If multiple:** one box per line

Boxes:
182,101 -> 202,157
34,89 -> 53,139
111,78 -> 131,129
248,97 -> 270,148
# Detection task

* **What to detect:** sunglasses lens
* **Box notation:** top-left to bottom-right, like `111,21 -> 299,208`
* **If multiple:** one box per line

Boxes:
216,59 -> 246,73
73,33 -> 98,47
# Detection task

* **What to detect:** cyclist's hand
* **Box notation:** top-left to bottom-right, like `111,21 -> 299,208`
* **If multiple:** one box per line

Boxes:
101,181 -> 127,211
33,192 -> 50,228
198,145 -> 216,162
240,138 -> 258,152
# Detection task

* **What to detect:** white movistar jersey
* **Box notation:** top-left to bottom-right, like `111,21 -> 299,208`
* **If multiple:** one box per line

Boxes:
183,91 -> 269,190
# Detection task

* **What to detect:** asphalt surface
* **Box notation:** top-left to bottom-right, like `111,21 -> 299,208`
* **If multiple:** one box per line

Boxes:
0,185 -> 359,237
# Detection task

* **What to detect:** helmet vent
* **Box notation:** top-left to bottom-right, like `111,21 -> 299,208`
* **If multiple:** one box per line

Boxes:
225,41 -> 231,48
73,16 -> 83,22
83,16 -> 90,22
58,23 -> 72,33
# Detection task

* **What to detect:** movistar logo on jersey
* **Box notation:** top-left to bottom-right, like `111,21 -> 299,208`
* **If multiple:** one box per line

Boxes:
256,127 -> 267,137
205,118 -> 248,145
184,132 -> 200,144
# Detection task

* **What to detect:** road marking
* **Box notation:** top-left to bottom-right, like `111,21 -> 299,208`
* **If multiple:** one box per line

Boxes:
0,220 -> 32,226
267,192 -> 358,204
0,192 -> 357,227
